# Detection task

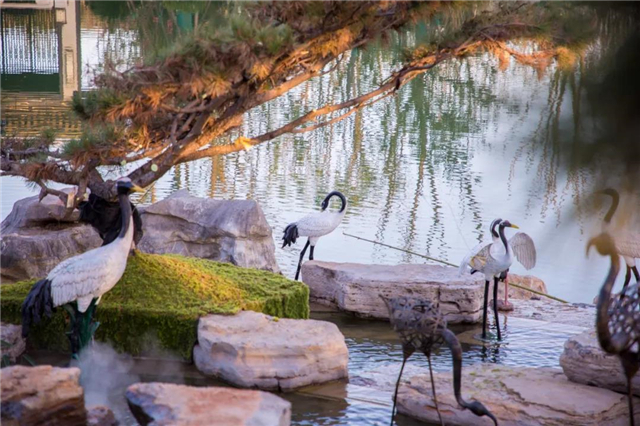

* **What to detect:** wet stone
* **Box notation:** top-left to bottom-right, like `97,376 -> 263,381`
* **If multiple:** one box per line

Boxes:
87,405 -> 118,426
126,382 -> 291,426
1,323 -> 26,362
193,310 -> 349,390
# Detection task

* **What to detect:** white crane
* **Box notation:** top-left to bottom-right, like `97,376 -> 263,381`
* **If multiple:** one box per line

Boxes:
599,188 -> 640,293
282,191 -> 347,280
459,219 -> 536,340
21,177 -> 143,358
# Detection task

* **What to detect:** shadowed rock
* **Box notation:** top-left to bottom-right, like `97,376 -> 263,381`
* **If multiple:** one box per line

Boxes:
0,323 -> 25,362
194,310 -> 348,390
1,365 -> 86,426
126,382 -> 291,426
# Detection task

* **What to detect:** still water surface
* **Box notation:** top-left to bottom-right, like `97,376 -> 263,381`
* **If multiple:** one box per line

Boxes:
0,3 -> 631,425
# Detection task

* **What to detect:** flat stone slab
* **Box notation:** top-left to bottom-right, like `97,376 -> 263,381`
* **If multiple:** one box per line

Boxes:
302,261 -> 484,323
1,365 -> 86,426
397,363 -> 640,425
126,382 -> 291,426
194,310 -> 349,390
507,299 -> 596,327
560,329 -> 640,396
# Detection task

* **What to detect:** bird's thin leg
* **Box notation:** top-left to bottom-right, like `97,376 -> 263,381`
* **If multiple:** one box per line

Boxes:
503,273 -> 509,305
482,280 -> 490,339
633,266 -> 640,282
427,353 -> 444,426
493,276 -> 501,340
309,245 -> 315,261
294,240 -> 310,281
628,375 -> 636,426
390,356 -> 408,426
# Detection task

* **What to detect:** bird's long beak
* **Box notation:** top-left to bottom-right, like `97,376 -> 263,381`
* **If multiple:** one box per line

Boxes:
132,184 -> 145,193
509,224 -> 520,229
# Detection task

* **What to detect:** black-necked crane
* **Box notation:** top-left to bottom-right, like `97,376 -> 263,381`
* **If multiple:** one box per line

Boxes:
282,190 -> 347,280
21,177 -> 143,358
381,296 -> 498,426
589,232 -> 640,426
459,219 -> 536,340
599,188 -> 640,293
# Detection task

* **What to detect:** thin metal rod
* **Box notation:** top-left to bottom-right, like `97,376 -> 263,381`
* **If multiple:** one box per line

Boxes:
343,231 -> 569,304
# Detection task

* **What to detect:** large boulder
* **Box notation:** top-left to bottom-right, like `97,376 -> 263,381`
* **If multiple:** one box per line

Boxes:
301,261 -> 484,323
126,382 -> 291,426
560,329 -> 640,396
0,322 -> 26,362
194,311 -> 348,390
138,190 -> 279,272
396,363 -> 639,425
1,192 -> 101,283
1,365 -> 86,426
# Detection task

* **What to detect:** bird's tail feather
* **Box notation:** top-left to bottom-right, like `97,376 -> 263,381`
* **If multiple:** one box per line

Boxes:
21,278 -> 53,337
282,223 -> 299,248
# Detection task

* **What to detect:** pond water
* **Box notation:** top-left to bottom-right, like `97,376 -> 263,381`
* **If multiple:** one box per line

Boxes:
0,3 -> 636,425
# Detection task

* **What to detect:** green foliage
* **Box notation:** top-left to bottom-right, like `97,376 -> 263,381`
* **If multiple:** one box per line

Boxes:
72,90 -> 127,120
0,253 -> 309,359
62,125 -> 123,157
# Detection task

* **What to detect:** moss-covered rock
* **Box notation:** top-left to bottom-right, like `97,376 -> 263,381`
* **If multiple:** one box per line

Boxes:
1,252 -> 309,359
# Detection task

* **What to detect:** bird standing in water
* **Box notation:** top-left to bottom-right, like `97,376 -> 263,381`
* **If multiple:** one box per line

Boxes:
459,219 -> 536,340
282,191 -> 347,280
21,177 -> 144,359
589,232 -> 640,426
382,296 -> 498,426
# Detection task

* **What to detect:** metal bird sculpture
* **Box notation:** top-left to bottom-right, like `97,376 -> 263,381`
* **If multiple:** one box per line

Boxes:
381,296 -> 498,426
589,232 -> 640,426
21,177 -> 144,359
282,191 -> 347,280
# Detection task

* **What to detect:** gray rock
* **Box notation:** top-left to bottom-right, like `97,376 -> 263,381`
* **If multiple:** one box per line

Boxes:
1,365 -> 86,426
1,192 -> 102,283
138,190 -> 279,272
87,405 -> 118,426
126,382 -> 291,426
397,363 -> 639,425
194,310 -> 349,390
301,261 -> 484,323
560,329 -> 640,396
507,299 -> 596,327
0,323 -> 26,362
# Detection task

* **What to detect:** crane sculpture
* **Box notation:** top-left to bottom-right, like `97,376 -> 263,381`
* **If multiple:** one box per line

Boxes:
589,232 -> 640,426
381,296 -> 498,426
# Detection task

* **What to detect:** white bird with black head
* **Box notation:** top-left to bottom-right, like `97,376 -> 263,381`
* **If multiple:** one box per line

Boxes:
282,191 -> 347,280
21,177 -> 144,358
459,219 -> 536,340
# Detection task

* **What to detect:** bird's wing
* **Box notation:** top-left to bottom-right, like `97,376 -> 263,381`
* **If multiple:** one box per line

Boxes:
459,242 -> 492,274
295,211 -> 337,237
614,232 -> 640,259
48,249 -> 114,307
509,232 -> 537,270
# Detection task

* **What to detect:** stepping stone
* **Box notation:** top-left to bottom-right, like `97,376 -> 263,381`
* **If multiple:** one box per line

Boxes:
126,382 -> 291,426
397,363 -> 639,425
560,329 -> 640,396
193,311 -> 349,390
0,322 -> 26,362
302,261 -> 484,323
1,366 -> 86,426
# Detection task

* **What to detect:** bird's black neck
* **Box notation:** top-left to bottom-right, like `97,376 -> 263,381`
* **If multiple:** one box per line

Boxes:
324,191 -> 347,213
490,219 -> 501,239
498,224 -> 508,251
118,194 -> 132,239
596,247 -> 620,353
603,191 -> 619,223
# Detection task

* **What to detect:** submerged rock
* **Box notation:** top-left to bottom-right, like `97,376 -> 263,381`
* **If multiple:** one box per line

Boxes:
506,298 -> 596,327
126,382 -> 291,426
87,405 -> 118,426
1,365 -> 86,426
0,322 -> 25,362
138,189 -> 280,272
1,191 -> 101,283
560,329 -> 640,396
301,261 -> 484,323
194,310 -> 348,390
397,363 -> 639,425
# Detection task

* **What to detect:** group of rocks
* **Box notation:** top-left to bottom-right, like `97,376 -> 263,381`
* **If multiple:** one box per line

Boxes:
1,190 -> 637,425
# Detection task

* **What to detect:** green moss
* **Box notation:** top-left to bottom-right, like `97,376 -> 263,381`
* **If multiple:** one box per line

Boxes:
1,253 -> 309,359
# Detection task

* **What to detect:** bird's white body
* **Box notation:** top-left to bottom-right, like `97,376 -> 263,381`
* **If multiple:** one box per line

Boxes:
49,216 -> 133,312
605,225 -> 640,268
460,232 -> 536,279
293,209 -> 346,245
